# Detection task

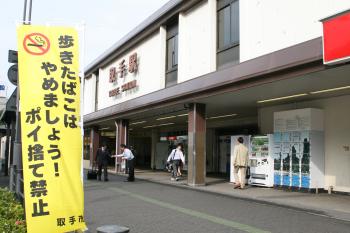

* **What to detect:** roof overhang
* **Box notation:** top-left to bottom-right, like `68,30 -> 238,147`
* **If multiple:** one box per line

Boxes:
84,37 -> 326,126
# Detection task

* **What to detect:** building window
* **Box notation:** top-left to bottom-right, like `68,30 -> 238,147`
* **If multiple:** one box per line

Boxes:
165,22 -> 178,88
94,71 -> 99,111
217,0 -> 239,68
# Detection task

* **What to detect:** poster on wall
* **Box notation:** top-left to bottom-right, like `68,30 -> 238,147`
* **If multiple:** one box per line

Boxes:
250,136 -> 269,158
273,131 -> 311,188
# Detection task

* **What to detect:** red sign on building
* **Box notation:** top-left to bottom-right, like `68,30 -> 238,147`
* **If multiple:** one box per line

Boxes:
321,10 -> 350,65
167,136 -> 177,141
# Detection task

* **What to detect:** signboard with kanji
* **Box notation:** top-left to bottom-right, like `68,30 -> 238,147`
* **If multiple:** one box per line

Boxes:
108,52 -> 139,97
17,25 -> 86,233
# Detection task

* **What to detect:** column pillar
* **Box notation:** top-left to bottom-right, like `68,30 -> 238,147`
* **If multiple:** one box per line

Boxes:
187,103 -> 206,186
115,119 -> 129,172
90,127 -> 100,167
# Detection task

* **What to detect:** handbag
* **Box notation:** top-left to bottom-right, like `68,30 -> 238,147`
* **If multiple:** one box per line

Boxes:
169,149 -> 177,162
165,162 -> 173,172
87,163 -> 98,180
245,166 -> 251,179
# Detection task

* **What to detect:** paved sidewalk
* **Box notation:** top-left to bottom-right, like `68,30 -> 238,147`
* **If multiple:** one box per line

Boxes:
110,169 -> 350,222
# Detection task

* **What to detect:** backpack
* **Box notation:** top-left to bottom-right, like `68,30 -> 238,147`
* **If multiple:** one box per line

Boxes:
170,149 -> 177,162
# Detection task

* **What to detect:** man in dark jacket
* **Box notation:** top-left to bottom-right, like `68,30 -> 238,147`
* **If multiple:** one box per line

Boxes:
95,143 -> 110,181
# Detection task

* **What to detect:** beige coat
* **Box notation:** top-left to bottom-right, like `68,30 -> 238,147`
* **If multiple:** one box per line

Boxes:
233,143 -> 249,167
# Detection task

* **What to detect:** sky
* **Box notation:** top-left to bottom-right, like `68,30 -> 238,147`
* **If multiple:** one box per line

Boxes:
0,0 -> 169,97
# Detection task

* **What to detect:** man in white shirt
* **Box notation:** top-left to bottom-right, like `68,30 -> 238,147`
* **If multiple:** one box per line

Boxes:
167,143 -> 185,181
113,144 -> 135,182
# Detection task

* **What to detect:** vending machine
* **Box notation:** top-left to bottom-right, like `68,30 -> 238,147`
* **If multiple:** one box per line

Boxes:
273,108 -> 324,190
230,135 -> 250,183
249,135 -> 274,187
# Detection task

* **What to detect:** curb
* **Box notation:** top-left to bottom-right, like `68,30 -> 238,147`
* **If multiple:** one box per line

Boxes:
109,173 -> 350,223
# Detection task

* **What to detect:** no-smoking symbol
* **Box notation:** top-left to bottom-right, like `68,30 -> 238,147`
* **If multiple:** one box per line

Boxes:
23,33 -> 50,55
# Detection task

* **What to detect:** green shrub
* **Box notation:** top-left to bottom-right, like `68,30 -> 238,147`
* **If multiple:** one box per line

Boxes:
0,188 -> 26,233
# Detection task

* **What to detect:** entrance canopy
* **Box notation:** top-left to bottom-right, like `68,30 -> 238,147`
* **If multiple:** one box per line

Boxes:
85,63 -> 350,133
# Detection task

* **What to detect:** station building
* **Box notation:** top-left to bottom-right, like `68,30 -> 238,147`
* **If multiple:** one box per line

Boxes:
83,0 -> 350,193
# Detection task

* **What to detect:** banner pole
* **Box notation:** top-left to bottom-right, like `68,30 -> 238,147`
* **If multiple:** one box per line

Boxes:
28,0 -> 33,23
22,0 -> 27,24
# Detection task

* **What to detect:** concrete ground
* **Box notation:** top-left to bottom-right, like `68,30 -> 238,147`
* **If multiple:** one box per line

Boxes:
84,172 -> 350,233
1,170 -> 350,232
111,169 -> 350,222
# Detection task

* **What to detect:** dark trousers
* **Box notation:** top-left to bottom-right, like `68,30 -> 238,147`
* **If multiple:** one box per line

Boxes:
172,160 -> 180,178
127,159 -> 134,181
98,163 -> 108,180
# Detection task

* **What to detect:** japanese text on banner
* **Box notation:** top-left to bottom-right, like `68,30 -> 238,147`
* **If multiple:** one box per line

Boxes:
17,25 -> 86,233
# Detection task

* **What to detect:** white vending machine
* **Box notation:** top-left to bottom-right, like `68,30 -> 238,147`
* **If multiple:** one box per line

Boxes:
273,108 -> 325,190
230,135 -> 250,183
249,135 -> 274,187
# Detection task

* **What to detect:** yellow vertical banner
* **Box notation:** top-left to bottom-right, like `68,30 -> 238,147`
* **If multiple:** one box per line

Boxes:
17,25 -> 86,233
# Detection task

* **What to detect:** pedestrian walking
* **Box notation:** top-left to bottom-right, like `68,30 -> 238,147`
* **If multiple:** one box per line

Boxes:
95,142 -> 110,181
113,144 -> 135,182
233,137 -> 249,189
167,143 -> 185,181
177,144 -> 185,177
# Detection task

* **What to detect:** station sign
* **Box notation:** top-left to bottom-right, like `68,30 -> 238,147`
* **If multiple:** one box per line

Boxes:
109,52 -> 138,97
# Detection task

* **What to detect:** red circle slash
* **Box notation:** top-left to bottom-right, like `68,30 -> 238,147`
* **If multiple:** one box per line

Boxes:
23,33 -> 50,55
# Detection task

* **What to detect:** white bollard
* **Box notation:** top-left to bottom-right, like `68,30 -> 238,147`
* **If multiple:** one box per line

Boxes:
328,186 -> 333,195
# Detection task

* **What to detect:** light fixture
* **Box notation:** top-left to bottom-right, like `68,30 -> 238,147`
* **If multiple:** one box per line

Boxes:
100,131 -> 116,137
158,122 -> 175,126
98,127 -> 110,130
207,113 -> 237,120
310,85 -> 350,94
143,125 -> 156,129
143,122 -> 175,128
130,120 -> 147,125
257,93 -> 308,103
177,113 -> 188,117
156,115 -> 176,121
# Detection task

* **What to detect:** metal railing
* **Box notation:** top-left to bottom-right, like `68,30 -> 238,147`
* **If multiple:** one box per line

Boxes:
9,165 -> 24,203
